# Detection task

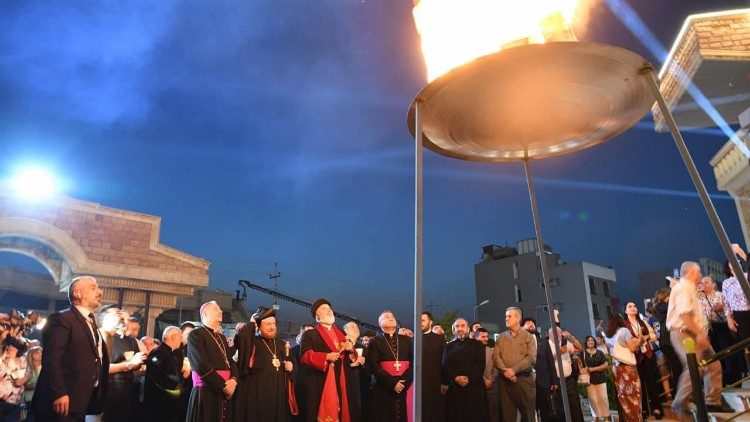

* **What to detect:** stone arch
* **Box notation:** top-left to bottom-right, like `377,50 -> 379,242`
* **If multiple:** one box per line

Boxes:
0,217 -> 87,286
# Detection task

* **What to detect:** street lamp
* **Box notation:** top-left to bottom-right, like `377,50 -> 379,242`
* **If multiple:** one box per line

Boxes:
473,299 -> 490,322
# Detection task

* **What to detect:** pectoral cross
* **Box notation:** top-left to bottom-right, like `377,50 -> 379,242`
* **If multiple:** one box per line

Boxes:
394,360 -> 401,373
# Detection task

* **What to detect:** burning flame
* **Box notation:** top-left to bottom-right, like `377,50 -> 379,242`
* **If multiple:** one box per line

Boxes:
413,0 -> 582,82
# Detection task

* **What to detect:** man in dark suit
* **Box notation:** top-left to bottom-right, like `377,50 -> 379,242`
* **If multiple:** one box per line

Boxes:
32,275 -> 110,422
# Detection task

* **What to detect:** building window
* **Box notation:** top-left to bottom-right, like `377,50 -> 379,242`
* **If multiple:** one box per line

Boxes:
606,305 -> 613,317
592,303 -> 600,319
589,277 -> 596,295
513,262 -> 519,280
603,281 -> 610,298
514,285 -> 521,303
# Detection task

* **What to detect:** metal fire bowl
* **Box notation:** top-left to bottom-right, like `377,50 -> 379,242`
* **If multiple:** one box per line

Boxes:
407,42 -> 654,162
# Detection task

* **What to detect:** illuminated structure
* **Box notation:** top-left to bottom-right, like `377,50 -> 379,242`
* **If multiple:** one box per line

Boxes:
655,9 -> 750,247
0,190 -> 209,335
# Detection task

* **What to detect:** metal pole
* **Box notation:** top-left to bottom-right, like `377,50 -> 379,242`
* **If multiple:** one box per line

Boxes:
687,349 -> 709,422
523,157 -> 572,422
413,99 -> 424,422
644,67 -> 750,302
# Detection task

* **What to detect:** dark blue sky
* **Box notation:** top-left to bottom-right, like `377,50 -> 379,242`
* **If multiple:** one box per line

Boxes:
1,0 -> 748,327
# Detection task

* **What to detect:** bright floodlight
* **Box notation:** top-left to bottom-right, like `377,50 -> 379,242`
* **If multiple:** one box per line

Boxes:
9,167 -> 59,200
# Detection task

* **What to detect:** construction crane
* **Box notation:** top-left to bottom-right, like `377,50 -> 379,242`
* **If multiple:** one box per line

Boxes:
236,279 -> 380,332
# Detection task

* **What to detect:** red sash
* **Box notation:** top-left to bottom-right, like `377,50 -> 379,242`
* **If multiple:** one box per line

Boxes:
315,324 -> 351,422
191,369 -> 231,387
379,361 -> 413,422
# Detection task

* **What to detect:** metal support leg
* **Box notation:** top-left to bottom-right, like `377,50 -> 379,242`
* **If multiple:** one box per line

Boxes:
413,99 -> 424,422
643,67 -> 750,304
523,157 -> 571,422
687,350 -> 709,422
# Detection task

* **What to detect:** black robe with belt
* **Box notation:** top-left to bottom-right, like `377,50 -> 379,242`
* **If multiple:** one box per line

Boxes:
234,323 -> 296,422
422,332 -> 446,422
442,337 -> 486,422
186,326 -> 238,422
300,324 -> 360,422
367,333 -> 413,422
144,343 -> 185,422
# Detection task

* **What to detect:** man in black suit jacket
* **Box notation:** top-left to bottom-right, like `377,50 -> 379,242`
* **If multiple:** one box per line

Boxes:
32,275 -> 110,422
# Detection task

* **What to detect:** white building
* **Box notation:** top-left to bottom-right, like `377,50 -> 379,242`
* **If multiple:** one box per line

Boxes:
474,239 -> 618,338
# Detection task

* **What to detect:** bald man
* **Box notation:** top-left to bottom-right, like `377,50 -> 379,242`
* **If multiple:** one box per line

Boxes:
186,301 -> 238,421
32,276 -> 109,422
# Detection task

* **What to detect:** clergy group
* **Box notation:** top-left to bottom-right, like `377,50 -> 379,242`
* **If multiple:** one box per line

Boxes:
186,299 -> 545,422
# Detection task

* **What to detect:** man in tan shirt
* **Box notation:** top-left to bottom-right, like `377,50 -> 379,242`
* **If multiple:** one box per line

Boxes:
667,261 -> 728,417
493,307 -> 536,422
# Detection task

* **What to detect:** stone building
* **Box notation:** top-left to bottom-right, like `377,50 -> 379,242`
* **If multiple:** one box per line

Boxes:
0,190 -> 209,335
654,8 -> 750,247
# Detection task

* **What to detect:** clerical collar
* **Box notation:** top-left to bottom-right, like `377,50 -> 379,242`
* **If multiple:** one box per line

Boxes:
383,331 -> 397,337
320,323 -> 333,330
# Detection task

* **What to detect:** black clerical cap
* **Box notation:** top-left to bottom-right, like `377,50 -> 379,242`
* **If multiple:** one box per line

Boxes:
310,298 -> 331,318
254,306 -> 276,322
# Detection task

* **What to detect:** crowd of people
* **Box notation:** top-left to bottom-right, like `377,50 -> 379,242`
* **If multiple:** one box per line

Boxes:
1,244 -> 750,421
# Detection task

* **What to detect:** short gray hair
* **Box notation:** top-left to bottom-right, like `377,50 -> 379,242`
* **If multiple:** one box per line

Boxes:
680,261 -> 699,277
378,310 -> 395,326
162,326 -> 181,342
68,276 -> 96,304
506,307 -> 522,318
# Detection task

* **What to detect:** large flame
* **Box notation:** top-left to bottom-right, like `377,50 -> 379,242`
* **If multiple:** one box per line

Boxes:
413,0 -> 582,82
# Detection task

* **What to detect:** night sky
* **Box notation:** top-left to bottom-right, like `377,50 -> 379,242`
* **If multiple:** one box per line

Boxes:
1,0 -> 749,329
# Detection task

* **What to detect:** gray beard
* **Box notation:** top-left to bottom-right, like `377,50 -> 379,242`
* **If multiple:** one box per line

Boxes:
319,315 -> 335,326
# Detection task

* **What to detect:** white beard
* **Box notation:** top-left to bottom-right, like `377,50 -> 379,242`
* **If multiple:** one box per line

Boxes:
319,314 -> 335,326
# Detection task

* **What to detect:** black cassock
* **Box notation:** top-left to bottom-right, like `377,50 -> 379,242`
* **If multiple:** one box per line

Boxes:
367,333 -> 413,422
422,332 -> 446,422
144,343 -> 185,422
442,338 -> 486,422
233,324 -> 296,422
290,344 -> 307,421
300,324 -> 361,422
186,326 -> 238,422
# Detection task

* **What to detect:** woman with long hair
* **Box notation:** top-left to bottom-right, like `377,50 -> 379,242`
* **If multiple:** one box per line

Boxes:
624,301 -> 664,420
0,337 -> 28,422
580,336 -> 610,421
606,313 -> 642,422
24,346 -> 42,422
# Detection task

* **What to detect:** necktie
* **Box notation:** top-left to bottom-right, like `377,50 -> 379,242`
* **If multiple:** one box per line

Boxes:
88,313 -> 101,385
88,313 -> 100,346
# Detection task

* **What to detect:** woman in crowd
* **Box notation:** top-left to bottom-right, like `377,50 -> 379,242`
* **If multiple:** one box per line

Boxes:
607,313 -> 642,422
0,337 -> 28,422
580,336 -> 610,421
23,346 -> 41,422
699,275 -> 745,386
625,301 -> 663,420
